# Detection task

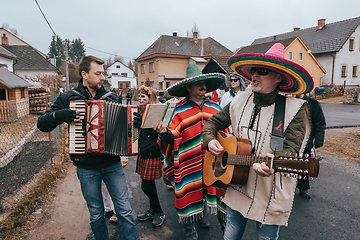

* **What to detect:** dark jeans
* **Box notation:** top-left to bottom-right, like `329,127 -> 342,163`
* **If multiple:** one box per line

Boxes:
126,97 -> 132,105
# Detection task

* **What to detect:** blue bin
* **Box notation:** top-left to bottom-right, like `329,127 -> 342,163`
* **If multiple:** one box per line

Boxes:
315,86 -> 325,94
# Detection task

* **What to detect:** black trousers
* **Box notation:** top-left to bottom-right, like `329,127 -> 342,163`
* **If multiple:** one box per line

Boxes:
297,177 -> 310,190
141,179 -> 162,213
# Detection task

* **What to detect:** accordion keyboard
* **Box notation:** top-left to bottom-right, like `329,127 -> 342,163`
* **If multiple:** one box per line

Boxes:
69,101 -> 86,154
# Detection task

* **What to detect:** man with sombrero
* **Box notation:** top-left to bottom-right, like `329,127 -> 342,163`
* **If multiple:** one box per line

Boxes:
154,62 -> 227,239
202,43 -> 313,239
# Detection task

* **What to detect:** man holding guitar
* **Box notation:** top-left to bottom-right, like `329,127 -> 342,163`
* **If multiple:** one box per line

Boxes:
202,43 -> 314,240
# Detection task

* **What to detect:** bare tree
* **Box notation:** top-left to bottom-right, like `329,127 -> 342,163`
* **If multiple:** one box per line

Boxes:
1,23 -> 19,36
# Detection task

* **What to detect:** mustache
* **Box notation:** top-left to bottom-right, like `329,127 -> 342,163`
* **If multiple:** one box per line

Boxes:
199,88 -> 207,91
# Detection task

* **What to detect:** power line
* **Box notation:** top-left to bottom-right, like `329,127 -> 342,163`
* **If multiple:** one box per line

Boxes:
35,0 -> 57,36
85,45 -> 135,60
35,0 -> 134,61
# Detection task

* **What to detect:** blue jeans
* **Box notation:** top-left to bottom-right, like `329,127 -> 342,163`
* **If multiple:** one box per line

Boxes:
77,162 -> 137,240
223,206 -> 279,240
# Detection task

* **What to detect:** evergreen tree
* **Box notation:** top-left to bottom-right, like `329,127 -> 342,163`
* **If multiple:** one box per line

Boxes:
48,35 -> 58,65
56,36 -> 65,68
48,35 -> 65,68
69,38 -> 86,64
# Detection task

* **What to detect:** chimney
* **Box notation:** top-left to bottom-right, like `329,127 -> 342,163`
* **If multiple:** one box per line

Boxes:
317,19 -> 326,30
1,33 -> 9,46
173,32 -> 177,36
293,27 -> 300,31
193,31 -> 198,44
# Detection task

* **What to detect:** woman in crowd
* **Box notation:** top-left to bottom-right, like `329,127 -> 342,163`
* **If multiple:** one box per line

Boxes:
133,85 -> 166,227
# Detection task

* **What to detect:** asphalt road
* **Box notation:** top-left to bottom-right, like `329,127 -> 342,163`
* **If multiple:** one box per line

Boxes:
88,102 -> 360,240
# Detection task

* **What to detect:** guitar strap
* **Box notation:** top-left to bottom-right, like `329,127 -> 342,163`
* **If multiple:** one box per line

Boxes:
270,94 -> 286,154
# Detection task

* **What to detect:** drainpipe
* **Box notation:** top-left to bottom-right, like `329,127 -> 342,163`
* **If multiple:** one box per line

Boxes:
12,59 -> 17,73
331,54 -> 335,85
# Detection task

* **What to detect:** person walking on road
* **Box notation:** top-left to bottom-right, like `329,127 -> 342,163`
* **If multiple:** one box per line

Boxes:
133,85 -> 166,227
126,87 -> 133,105
118,87 -> 123,104
202,43 -> 313,240
296,94 -> 326,199
37,56 -> 137,240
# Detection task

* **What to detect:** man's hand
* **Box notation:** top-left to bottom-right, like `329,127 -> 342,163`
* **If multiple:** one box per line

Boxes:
133,112 -> 142,128
253,162 -> 274,177
54,109 -> 77,124
208,139 -> 224,156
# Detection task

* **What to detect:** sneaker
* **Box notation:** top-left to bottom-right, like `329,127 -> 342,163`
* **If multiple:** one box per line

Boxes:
152,212 -> 166,227
137,209 -> 154,221
198,217 -> 210,229
166,185 -> 174,190
105,210 -> 114,217
300,190 -> 311,199
109,214 -> 118,223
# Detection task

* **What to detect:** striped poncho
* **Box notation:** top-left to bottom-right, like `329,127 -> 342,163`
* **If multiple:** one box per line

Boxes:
162,98 -> 226,223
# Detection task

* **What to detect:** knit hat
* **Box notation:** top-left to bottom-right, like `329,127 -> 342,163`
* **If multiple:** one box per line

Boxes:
227,43 -> 314,94
167,63 -> 225,97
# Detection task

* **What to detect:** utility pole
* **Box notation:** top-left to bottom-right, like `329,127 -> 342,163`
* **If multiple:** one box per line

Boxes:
65,42 -> 70,90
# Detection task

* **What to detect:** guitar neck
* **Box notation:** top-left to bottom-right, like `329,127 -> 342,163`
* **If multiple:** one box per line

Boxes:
227,154 -> 272,167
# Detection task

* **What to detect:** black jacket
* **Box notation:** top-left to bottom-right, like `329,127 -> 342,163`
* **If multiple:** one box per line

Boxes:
37,79 -> 121,170
303,95 -> 326,153
138,128 -> 163,158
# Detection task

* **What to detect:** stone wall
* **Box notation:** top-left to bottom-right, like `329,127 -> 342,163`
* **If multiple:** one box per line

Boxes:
343,87 -> 360,104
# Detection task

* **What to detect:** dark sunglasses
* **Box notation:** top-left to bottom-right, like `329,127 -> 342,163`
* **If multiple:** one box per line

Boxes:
250,68 -> 271,76
230,78 -> 238,82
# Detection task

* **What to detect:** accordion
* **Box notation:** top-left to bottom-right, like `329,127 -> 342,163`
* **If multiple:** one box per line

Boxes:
69,100 -> 139,156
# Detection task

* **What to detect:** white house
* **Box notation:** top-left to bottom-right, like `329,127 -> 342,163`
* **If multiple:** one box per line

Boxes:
0,28 -> 59,80
251,17 -> 360,87
0,45 -> 17,72
106,60 -> 137,89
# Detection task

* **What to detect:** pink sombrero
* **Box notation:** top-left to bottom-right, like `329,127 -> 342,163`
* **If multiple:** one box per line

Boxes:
227,43 -> 314,95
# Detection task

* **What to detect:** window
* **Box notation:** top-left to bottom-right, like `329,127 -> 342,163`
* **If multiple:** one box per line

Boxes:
341,65 -> 347,77
112,72 -> 118,75
149,62 -> 154,73
299,52 -> 304,61
121,73 -> 127,77
349,38 -> 354,51
21,89 -> 25,98
0,89 -> 5,100
166,82 -> 171,88
288,52 -> 293,60
116,65 -> 121,68
352,65 -> 358,77
141,64 -> 145,74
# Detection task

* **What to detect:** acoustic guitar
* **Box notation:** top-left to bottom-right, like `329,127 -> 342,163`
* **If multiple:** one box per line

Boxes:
203,132 -> 320,188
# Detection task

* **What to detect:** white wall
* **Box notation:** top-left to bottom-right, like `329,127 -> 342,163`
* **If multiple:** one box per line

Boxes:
106,61 -> 135,77
333,25 -> 360,86
0,29 -> 27,46
0,56 -> 14,72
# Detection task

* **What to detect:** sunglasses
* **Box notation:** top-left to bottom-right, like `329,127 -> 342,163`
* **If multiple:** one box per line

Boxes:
230,78 -> 238,82
250,68 -> 271,76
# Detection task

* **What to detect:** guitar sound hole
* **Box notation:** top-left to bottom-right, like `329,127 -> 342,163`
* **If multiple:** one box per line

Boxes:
222,152 -> 228,167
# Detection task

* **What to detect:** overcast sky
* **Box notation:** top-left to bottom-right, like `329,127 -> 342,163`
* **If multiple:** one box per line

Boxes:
1,0 -> 359,62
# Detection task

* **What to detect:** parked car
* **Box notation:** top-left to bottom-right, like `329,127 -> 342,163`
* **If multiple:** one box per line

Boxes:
157,90 -> 167,103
